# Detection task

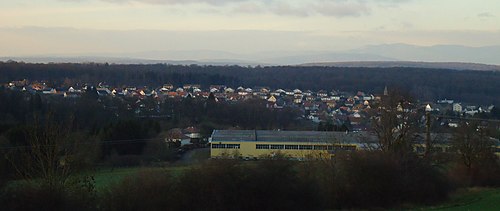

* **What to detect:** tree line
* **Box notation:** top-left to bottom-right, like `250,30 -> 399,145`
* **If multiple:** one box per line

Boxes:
0,86 -> 304,169
0,88 -> 499,210
1,62 -> 500,104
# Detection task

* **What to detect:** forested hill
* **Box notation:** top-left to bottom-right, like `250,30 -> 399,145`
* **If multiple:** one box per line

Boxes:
299,61 -> 500,71
1,62 -> 499,104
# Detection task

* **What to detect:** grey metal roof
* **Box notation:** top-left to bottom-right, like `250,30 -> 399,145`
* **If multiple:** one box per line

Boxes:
211,130 -> 500,148
210,130 -> 377,144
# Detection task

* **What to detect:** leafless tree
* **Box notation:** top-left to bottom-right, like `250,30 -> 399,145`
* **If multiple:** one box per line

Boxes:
452,121 -> 496,170
371,88 -> 418,155
6,113 -> 82,188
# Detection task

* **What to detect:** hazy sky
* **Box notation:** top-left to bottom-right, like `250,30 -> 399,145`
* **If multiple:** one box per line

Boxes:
1,0 -> 499,58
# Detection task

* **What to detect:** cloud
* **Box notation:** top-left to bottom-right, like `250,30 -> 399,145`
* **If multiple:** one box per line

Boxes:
231,1 -> 372,17
61,0 -> 413,6
59,0 -> 411,17
231,2 -> 266,14
98,0 -> 249,6
311,1 -> 370,17
478,12 -> 494,18
270,2 -> 310,17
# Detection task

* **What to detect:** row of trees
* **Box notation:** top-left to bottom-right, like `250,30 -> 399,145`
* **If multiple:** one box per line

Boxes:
2,123 -> 497,210
0,82 -> 498,210
370,89 -> 500,187
1,62 -> 500,104
0,152 -> 452,210
0,86 -> 306,184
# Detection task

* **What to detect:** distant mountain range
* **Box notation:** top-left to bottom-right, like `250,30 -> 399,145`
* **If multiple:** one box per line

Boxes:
349,44 -> 500,65
299,61 -> 500,71
2,44 -> 499,70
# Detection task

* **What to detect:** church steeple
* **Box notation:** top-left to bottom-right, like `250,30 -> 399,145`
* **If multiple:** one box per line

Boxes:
383,85 -> 388,96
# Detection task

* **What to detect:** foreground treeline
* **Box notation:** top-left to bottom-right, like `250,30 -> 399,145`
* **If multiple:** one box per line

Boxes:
101,154 -> 449,210
0,87 -> 303,166
1,150 -> 499,211
0,87 -> 302,134
1,123 -> 499,210
1,62 -> 500,104
1,100 -> 499,210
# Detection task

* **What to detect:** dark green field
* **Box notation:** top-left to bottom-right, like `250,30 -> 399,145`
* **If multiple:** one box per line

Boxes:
93,165 -> 190,191
91,164 -> 500,210
420,187 -> 500,210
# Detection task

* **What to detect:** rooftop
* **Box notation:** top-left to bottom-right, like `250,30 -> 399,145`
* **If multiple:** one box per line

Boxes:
210,130 -> 377,144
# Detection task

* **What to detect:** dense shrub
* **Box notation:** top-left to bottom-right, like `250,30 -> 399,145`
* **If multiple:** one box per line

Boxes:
0,177 -> 96,211
334,152 -> 451,208
448,159 -> 500,187
102,159 -> 322,211
174,159 -> 248,210
1,152 -> 454,210
101,169 -> 176,211
104,154 -> 144,167
101,153 -> 451,210
239,158 -> 322,211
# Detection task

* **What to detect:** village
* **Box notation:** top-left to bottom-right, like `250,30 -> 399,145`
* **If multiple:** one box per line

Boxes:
4,79 -> 497,133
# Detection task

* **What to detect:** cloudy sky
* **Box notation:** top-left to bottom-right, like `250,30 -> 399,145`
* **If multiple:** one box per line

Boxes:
1,0 -> 499,60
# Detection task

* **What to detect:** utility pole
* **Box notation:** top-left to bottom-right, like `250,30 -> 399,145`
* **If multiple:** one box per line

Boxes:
425,104 -> 432,158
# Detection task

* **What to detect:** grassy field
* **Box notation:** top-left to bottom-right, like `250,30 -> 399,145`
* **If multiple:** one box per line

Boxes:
91,150 -> 500,210
415,187 -> 500,210
93,148 -> 210,190
92,166 -> 500,210
92,165 -> 190,191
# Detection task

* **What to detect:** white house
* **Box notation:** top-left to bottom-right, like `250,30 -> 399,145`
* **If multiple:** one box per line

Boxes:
453,103 -> 462,113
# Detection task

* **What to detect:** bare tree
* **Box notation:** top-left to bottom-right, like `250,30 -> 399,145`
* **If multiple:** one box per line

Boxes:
452,121 -> 496,170
371,88 -> 418,155
6,113 -> 82,188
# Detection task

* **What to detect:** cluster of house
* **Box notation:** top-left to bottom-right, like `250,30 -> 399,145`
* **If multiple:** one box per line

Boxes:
164,126 -> 203,149
4,79 -> 496,131
432,99 -> 496,127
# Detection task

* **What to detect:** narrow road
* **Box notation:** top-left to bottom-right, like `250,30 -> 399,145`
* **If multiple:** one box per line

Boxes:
176,148 -> 210,165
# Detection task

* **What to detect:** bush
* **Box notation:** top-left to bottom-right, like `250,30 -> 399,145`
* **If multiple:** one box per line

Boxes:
99,152 -> 452,210
448,159 -> 500,187
241,158 -> 322,211
105,154 -> 144,167
334,152 -> 451,208
101,169 -> 176,211
0,177 -> 96,211
103,158 -> 322,211
174,159 -> 248,210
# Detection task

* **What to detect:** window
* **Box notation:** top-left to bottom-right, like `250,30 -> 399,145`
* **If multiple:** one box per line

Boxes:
256,144 -> 270,149
341,145 -> 356,151
212,144 -> 226,149
299,145 -> 313,150
285,145 -> 299,150
226,144 -> 240,149
270,144 -> 284,149
326,145 -> 356,151
314,145 -> 328,150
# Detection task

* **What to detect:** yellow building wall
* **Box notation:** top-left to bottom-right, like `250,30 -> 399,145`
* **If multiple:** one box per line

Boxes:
210,141 -> 356,159
211,140 -> 500,159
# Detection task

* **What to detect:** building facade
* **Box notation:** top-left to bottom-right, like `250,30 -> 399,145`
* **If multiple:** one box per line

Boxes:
209,130 -> 372,160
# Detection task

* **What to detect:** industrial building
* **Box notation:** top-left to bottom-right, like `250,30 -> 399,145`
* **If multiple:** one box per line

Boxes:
210,130 -> 500,159
209,130 -> 376,160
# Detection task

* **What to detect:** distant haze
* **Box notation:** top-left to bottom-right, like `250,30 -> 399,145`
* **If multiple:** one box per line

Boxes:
1,1 -> 500,64
2,43 -> 500,67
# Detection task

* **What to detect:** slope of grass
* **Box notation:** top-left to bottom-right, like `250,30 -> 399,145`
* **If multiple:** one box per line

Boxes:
93,165 -> 190,191
92,167 -> 142,191
417,187 -> 500,210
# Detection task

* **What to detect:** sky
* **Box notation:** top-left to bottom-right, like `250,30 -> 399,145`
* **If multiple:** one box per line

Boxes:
1,0 -> 499,61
